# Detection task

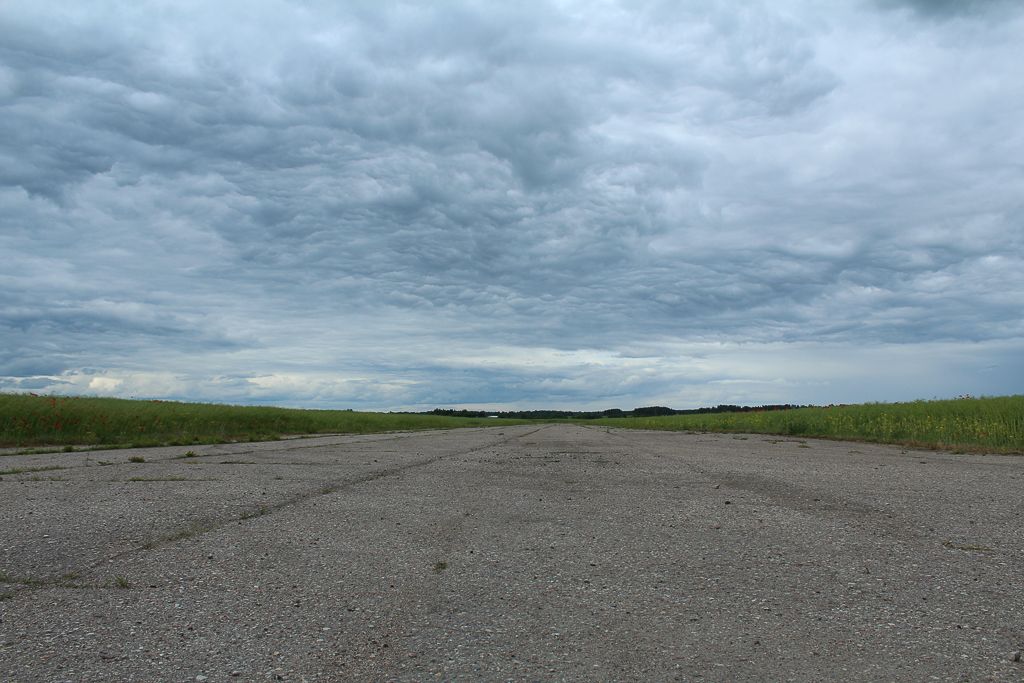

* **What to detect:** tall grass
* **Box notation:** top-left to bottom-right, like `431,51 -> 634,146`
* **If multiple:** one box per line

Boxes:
593,396 -> 1024,454
0,394 -> 519,448
4,393 -> 1020,454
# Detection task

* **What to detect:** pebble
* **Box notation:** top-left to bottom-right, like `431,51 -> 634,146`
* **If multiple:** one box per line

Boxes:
1013,650 -> 1021,663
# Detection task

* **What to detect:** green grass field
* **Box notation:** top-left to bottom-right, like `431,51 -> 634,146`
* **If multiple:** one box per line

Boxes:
593,396 -> 1024,454
0,394 -> 520,450
2,393 -> 1021,454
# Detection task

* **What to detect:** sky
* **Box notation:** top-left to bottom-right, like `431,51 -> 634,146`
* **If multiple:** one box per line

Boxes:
1,0 -> 1022,411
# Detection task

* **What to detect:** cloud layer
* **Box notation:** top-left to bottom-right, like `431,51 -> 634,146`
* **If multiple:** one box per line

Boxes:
2,1 -> 1022,409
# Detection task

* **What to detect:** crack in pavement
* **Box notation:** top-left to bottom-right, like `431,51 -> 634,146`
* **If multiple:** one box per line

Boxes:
15,426 -> 548,589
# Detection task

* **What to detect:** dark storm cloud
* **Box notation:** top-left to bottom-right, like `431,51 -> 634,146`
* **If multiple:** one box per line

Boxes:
875,0 -> 1015,19
1,0 -> 1022,408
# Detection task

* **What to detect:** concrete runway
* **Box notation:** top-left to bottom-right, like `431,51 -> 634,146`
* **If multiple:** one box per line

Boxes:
1,424 -> 1022,681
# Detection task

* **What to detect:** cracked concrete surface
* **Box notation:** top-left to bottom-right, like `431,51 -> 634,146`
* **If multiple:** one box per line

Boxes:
1,424 -> 1022,681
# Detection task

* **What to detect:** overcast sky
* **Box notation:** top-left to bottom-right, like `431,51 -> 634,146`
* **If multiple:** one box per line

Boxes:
1,0 -> 1022,411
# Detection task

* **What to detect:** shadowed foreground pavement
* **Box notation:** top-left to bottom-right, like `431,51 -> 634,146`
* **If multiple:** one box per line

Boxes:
1,424 -> 1022,681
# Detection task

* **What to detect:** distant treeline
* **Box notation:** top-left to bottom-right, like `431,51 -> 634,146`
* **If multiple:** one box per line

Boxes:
427,404 -> 804,419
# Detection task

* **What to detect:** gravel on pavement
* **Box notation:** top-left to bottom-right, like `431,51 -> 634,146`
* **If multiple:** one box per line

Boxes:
1,424 -> 1022,681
